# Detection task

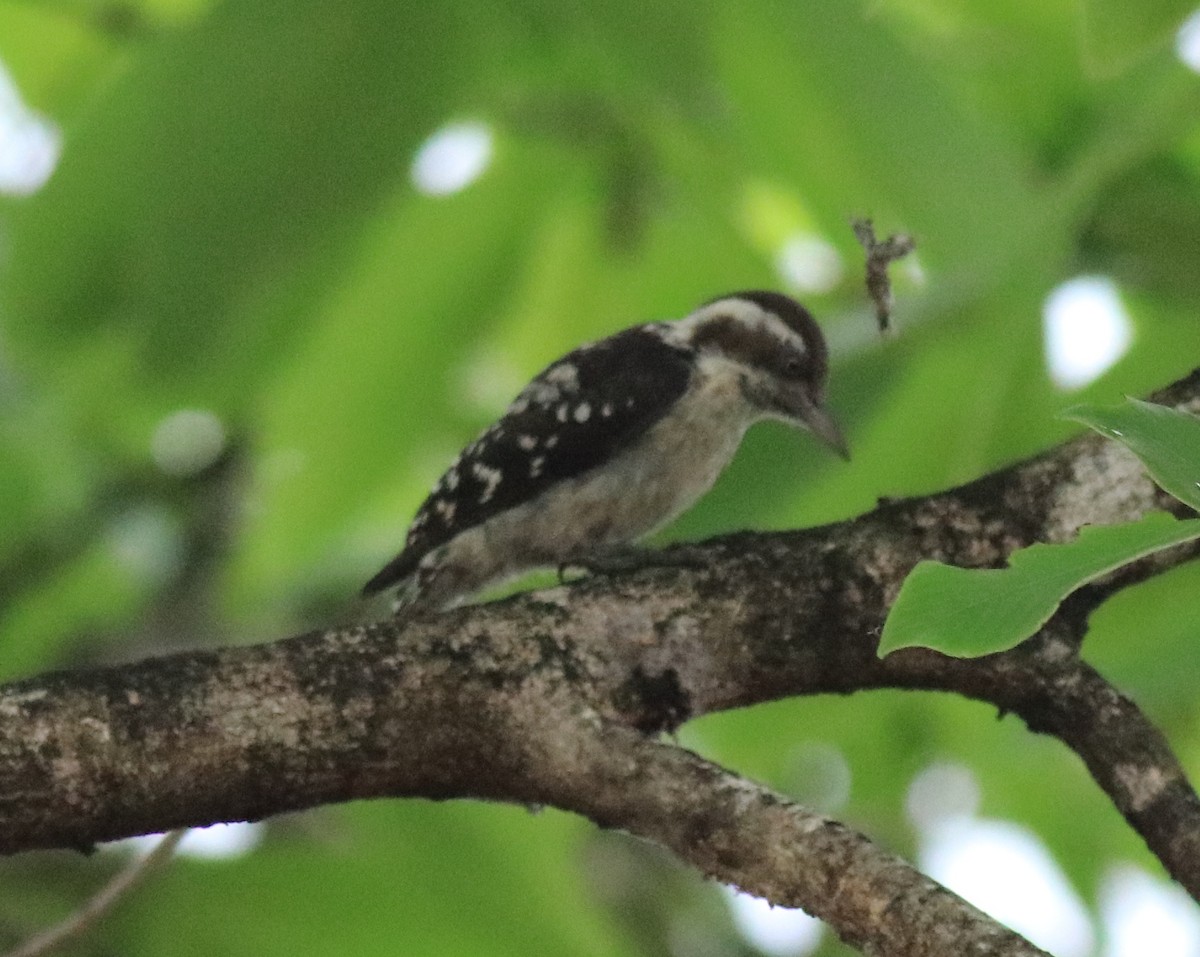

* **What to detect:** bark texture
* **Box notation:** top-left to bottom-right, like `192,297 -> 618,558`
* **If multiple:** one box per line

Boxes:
2,368 -> 1198,956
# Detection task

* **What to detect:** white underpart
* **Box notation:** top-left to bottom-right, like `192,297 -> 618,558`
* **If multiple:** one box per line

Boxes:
413,298 -> 817,606
421,351 -> 762,605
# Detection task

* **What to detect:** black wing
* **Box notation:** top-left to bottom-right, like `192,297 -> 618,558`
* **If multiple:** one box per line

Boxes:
362,326 -> 693,594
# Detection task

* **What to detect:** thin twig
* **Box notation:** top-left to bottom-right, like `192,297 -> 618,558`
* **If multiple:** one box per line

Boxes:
2,829 -> 186,957
851,217 -> 916,333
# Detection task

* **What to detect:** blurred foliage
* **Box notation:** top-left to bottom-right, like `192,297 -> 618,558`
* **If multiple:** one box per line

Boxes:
1,0 -> 1199,954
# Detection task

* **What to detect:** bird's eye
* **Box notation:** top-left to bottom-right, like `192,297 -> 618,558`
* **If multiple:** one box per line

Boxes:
783,357 -> 805,378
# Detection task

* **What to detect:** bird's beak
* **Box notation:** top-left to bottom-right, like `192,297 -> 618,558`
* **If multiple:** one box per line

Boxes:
804,402 -> 850,460
753,376 -> 851,460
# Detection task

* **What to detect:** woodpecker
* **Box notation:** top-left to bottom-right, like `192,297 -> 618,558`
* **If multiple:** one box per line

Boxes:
363,291 -> 847,609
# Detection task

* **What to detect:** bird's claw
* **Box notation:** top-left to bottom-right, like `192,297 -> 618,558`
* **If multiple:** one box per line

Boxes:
558,545 -> 709,581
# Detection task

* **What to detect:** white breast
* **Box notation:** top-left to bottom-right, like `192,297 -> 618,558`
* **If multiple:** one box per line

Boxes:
422,355 -> 759,604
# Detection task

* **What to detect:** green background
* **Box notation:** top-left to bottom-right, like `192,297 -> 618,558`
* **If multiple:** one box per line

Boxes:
2,0 -> 1199,953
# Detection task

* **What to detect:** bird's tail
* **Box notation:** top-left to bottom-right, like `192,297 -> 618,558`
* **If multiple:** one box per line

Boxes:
361,551 -> 418,597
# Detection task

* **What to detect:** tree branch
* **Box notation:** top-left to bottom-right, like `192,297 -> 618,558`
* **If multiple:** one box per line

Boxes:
2,829 -> 184,957
2,368 -> 1198,955
555,730 -> 1048,956
0,622 -> 1048,957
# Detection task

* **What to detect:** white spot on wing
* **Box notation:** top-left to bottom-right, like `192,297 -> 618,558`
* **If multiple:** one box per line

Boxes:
574,402 -> 591,423
407,516 -> 428,545
518,435 -> 537,451
556,404 -> 569,423
518,362 -> 581,408
545,436 -> 559,448
530,456 -> 546,478
601,403 -> 613,418
545,363 -> 580,390
471,461 -> 503,503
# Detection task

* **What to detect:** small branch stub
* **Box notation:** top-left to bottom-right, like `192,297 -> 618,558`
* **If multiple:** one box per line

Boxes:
852,217 -> 916,333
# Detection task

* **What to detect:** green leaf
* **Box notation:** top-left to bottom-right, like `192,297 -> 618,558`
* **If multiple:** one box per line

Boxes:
878,513 -> 1200,658
1063,398 -> 1200,511
880,397 -> 1200,658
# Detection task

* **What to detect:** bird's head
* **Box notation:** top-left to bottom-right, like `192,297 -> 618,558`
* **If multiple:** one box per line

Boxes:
677,290 -> 848,459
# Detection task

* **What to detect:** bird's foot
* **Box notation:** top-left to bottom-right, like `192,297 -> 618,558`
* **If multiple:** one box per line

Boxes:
557,544 -> 710,583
